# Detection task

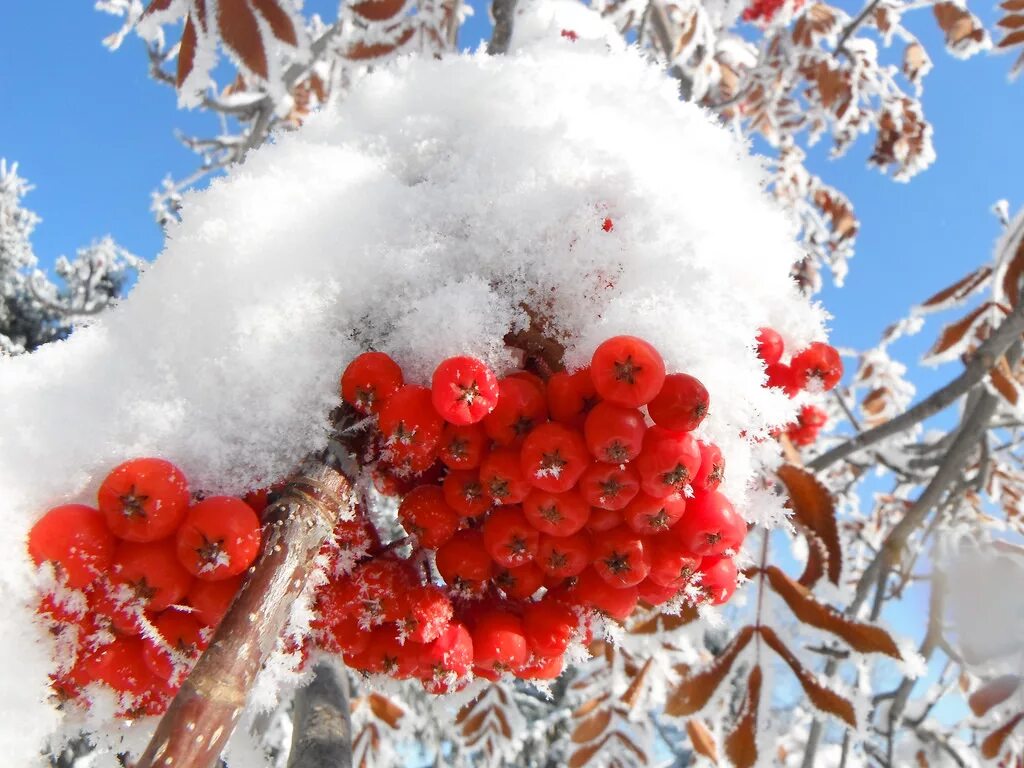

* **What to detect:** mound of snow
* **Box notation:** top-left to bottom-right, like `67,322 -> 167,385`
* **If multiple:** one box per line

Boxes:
0,31 -> 823,763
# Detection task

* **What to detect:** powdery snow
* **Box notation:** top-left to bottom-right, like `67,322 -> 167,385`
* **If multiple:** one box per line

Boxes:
0,32 -> 823,763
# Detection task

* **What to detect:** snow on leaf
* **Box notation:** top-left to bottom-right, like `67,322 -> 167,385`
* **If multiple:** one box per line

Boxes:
969,675 -> 1022,717
777,465 -> 842,586
724,665 -> 761,768
665,625 -> 754,716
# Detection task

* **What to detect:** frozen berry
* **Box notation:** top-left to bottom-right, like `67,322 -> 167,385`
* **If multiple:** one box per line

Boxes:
623,492 -> 686,535
341,351 -> 403,414
583,402 -> 646,463
483,507 -> 539,568
378,386 -> 445,471
569,567 -> 639,620
435,531 -> 493,586
645,535 -> 702,588
587,507 -> 624,533
698,555 -> 739,605
523,599 -> 578,657
791,342 -> 842,392
546,369 -> 599,427
578,462 -> 640,511
590,336 -> 666,407
438,422 -> 487,470
419,621 -> 473,691
111,539 -> 194,612
691,442 -> 725,493
765,362 -> 798,397
522,488 -> 590,537
176,497 -> 261,581
756,328 -> 784,365
648,373 -> 710,433
635,426 -> 702,498
495,561 -> 545,600
399,584 -> 453,643
472,612 -> 528,673
480,447 -> 532,505
185,574 -> 243,627
98,458 -> 190,543
143,609 -> 207,680
400,485 -> 460,548
673,491 -> 746,556
637,578 -> 680,606
483,377 -> 548,446
431,356 -> 500,425
517,654 -> 564,679
28,504 -> 116,589
536,530 -> 591,578
520,422 -> 590,493
441,470 -> 491,520
591,526 -> 650,588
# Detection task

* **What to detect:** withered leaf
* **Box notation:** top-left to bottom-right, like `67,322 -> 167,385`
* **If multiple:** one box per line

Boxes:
665,625 -> 754,716
925,301 -> 997,361
903,42 -> 931,84
919,265 -> 992,311
981,712 -> 1024,759
218,0 -> 268,78
765,566 -> 902,657
777,465 -> 842,586
250,0 -> 298,44
969,675 -> 1022,717
933,2 -> 988,53
1000,230 -> 1024,306
687,719 -> 719,765
725,666 -> 762,768
760,626 -> 857,726
368,693 -> 403,729
345,27 -> 416,60
572,707 -> 612,744
177,14 -> 199,88
990,355 -> 1020,404
620,658 -> 653,709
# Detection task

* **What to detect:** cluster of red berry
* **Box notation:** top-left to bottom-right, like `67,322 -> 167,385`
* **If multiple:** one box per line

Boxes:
315,336 -> 747,693
28,458 -> 262,716
757,328 -> 842,446
742,0 -> 804,23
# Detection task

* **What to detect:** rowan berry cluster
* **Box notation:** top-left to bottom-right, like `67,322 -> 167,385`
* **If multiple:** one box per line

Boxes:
757,328 -> 842,446
28,458 -> 262,717
742,0 -> 804,23
321,336 -> 747,693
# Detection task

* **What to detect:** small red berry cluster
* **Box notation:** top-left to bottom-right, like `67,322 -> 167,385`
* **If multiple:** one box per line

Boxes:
742,0 -> 804,23
28,458 -> 263,717
756,328 -> 842,446
320,336 -> 747,692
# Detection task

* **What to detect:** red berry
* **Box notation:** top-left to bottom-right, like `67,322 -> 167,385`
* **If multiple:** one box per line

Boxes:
635,426 -> 702,498
352,559 -> 413,623
471,612 -> 528,673
143,609 -> 208,680
698,555 -> 739,605
645,535 -> 702,588
360,627 -> 421,678
517,654 -> 564,680
400,485 -> 460,548
378,385 -> 445,471
756,328 -> 784,365
591,526 -> 650,587
523,599 -> 578,656
546,369 -> 599,427
431,356 -> 500,425
590,336 -> 666,408
507,370 -> 546,396
798,404 -> 828,430
438,422 -> 487,470
495,561 -> 545,600
637,578 -> 680,606
341,351 -> 403,414
98,458 -> 190,543
673,491 -> 746,556
648,373 -> 710,433
791,342 -> 843,392
111,539 -> 194,612
88,635 -> 158,696
578,462 -> 640,511
765,362 -> 798,397
520,423 -> 590,493
483,507 -> 540,568
587,507 -> 624,533
28,504 -> 116,589
536,530 -> 591,578
435,530 -> 493,586
176,497 -> 261,581
601,216 -> 613,232
623,492 -> 686,535
480,447 -> 532,504
522,488 -> 590,537
419,621 -> 473,691
88,580 -> 145,636
185,575 -> 243,627
483,377 -> 548,446
399,584 -> 453,643
583,402 -> 646,463
328,615 -> 370,654
441,470 -> 491,520
692,442 -> 725,493
569,567 -> 638,620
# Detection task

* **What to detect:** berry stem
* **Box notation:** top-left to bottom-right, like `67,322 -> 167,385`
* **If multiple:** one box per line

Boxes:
135,457 -> 354,768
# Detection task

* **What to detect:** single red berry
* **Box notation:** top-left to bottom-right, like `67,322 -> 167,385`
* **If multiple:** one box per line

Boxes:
637,577 -> 680,606
583,402 -> 647,463
352,559 -> 414,623
399,584 -> 453,643
480,447 -> 532,504
692,442 -> 725,493
98,458 -> 190,543
756,328 -> 784,365
591,526 -> 650,587
648,373 -> 710,433
441,470 -> 492,520
536,530 -> 591,578
143,609 -> 208,680
673,491 -> 746,556
341,351 -> 403,414
438,422 -> 487,470
435,530 -> 494,586
472,612 -> 528,673
37,592 -> 86,627
601,216 -> 613,231
111,539 -> 194,612
378,385 -> 445,471
520,422 -> 590,493
88,580 -> 146,636
185,574 -> 243,627
523,599 -> 578,656
645,535 -> 702,588
483,507 -> 540,568
698,554 -> 739,605
791,342 -> 843,392
431,356 -> 500,425
400,485 -> 460,548
495,561 -> 545,600
547,369 -> 600,427
635,426 -> 702,498
507,370 -> 546,396
569,567 -> 639,620
522,488 -> 590,537
623,492 -> 686,535
28,504 -> 116,589
590,336 -> 666,408
587,507 -> 624,533
361,627 -> 421,678
578,462 -> 640,511
419,621 -> 473,691
517,654 -> 564,680
787,424 -> 817,446
765,362 -> 799,397
176,497 -> 261,581
327,614 -> 370,654
483,377 -> 548,446
87,635 -> 159,696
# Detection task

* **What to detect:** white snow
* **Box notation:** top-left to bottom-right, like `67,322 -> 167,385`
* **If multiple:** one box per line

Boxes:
0,27 -> 823,763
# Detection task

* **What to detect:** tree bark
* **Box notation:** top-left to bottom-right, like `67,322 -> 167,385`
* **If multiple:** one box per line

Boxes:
287,661 -> 353,768
136,458 -> 353,768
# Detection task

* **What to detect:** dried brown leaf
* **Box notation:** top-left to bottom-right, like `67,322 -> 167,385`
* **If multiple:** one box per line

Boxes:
250,0 -> 298,44
176,14 -> 198,87
990,355 -> 1020,405
350,0 -> 406,22
969,675 -> 1022,716
925,301 -> 996,360
933,2 -> 988,53
368,693 -> 403,729
572,707 -> 612,744
620,658 -> 653,709
999,13 -> 1024,27
903,42 -> 931,84
1000,231 -> 1024,306
919,265 -> 992,310
725,666 -> 762,768
998,27 -> 1024,47
687,719 -> 719,765
777,465 -> 841,586
218,0 -> 268,78
344,27 -> 415,60
665,626 -> 755,716
981,712 -> 1024,759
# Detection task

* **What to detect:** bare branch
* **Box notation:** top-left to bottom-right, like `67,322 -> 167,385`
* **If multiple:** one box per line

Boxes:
287,661 -> 353,768
487,0 -> 519,55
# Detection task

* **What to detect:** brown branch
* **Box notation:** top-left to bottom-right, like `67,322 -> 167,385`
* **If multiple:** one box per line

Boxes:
487,0 -> 519,55
287,661 -> 353,768
136,457 -> 354,768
